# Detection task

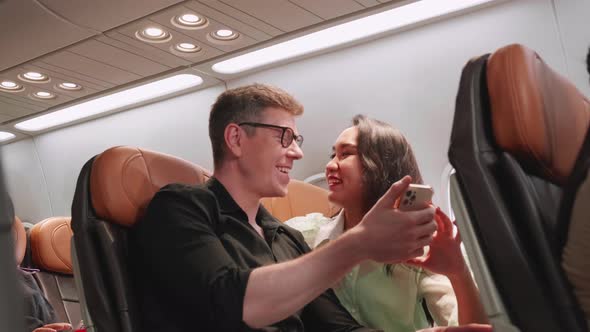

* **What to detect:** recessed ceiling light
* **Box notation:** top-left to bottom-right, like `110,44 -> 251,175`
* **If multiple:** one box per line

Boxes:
58,82 -> 82,91
136,27 -> 172,43
211,29 -> 239,41
1,81 -> 17,88
212,0 -> 499,74
0,80 -> 24,92
33,91 -> 55,99
18,71 -> 49,83
174,42 -> 201,53
24,72 -> 45,80
173,13 -> 208,29
181,14 -> 200,23
215,29 -> 233,37
145,27 -> 164,37
0,131 -> 16,142
15,74 -> 204,132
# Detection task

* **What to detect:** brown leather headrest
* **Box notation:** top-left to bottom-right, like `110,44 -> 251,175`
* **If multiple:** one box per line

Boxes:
91,146 -> 210,227
261,180 -> 340,222
487,44 -> 590,185
30,217 -> 73,274
12,216 -> 26,266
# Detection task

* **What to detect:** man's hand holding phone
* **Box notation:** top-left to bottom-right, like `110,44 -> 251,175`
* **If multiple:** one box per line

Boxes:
350,176 -> 437,264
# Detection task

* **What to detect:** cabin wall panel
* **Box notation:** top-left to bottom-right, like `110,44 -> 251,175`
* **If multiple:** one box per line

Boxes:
228,0 -> 567,207
0,138 -> 53,224
553,0 -> 590,96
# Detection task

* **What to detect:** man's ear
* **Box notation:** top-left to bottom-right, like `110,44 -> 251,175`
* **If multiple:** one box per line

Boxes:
224,123 -> 243,158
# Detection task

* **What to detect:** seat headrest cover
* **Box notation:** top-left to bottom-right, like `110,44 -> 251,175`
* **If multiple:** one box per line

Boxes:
30,217 -> 73,274
487,44 -> 590,184
261,180 -> 340,222
12,216 -> 26,266
91,146 -> 210,227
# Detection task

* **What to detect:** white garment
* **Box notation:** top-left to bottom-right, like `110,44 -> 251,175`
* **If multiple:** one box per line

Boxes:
286,212 -> 459,331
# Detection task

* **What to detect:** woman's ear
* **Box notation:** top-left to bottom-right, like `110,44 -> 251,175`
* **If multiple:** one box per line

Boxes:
224,123 -> 243,158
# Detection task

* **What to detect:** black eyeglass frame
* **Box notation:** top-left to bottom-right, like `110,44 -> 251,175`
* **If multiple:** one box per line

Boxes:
238,122 -> 304,148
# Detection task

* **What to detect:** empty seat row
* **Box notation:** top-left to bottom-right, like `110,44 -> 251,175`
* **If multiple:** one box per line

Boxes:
30,217 -> 81,327
13,215 -> 81,327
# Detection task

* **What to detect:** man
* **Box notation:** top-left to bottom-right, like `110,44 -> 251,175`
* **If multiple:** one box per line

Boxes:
130,84 -> 437,331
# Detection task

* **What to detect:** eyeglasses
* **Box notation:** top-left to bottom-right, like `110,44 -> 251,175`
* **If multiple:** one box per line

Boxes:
238,122 -> 304,148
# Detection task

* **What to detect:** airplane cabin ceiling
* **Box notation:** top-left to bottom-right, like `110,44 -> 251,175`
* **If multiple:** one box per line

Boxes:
0,0 -> 408,130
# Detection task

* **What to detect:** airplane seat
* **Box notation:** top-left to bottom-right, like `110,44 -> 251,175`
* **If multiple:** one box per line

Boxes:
12,216 -> 26,266
29,217 -> 81,326
70,146 -> 210,332
261,179 -> 340,221
448,43 -> 589,332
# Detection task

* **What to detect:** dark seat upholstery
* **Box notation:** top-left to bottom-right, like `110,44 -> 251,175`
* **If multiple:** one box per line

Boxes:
448,44 -> 590,331
70,146 -> 210,332
29,217 -> 81,326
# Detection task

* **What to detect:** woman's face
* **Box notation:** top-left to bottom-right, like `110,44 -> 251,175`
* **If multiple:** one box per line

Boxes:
325,126 -> 365,209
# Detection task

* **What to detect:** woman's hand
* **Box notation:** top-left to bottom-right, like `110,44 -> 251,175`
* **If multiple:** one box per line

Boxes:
33,322 -> 72,332
406,208 -> 467,278
410,209 -> 489,325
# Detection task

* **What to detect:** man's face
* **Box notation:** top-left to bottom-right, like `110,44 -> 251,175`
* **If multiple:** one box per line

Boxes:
239,107 -> 304,199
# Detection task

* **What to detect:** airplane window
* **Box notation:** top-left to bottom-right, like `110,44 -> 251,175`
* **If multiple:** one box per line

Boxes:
441,163 -> 456,221
304,173 -> 328,190
442,164 -> 473,269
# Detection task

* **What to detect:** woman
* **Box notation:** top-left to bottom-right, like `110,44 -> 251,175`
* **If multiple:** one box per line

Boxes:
286,115 -> 487,332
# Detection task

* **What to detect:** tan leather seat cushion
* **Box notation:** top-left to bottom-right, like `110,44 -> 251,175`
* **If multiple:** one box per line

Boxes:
488,44 -> 590,322
261,180 -> 339,222
90,146 -> 210,227
30,217 -> 73,275
487,44 -> 590,184
30,218 -> 80,325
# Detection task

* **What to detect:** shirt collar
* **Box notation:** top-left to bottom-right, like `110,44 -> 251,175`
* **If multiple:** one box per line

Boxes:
313,210 -> 345,248
206,177 -> 281,230
206,177 -> 242,213
257,205 -> 281,230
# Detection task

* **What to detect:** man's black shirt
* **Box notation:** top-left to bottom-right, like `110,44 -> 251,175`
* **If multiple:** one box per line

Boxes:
130,178 -> 377,331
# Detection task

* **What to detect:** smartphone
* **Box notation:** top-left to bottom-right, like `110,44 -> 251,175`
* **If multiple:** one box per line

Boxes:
396,184 -> 434,211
